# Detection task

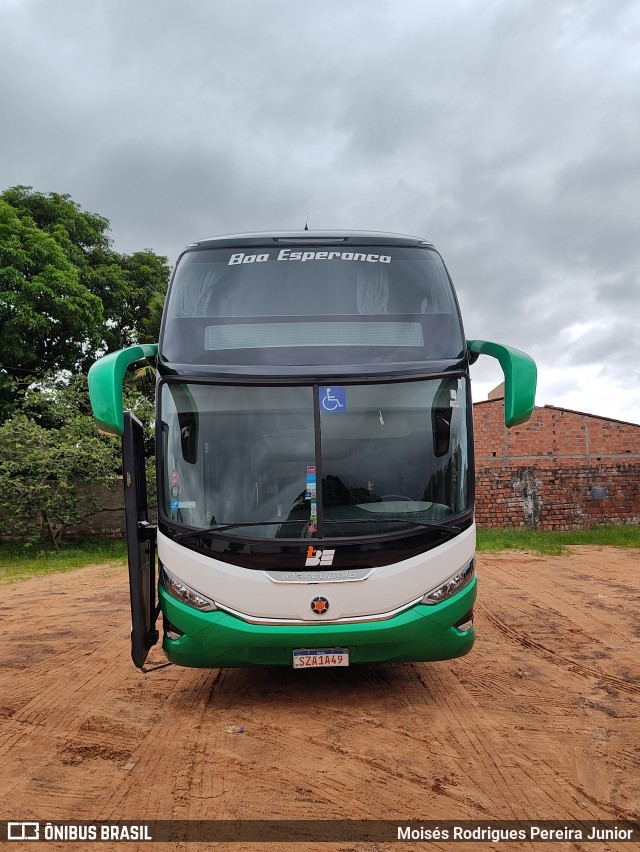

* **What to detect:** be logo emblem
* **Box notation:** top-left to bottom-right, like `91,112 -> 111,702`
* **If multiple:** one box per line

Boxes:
305,546 -> 335,567
311,596 -> 330,615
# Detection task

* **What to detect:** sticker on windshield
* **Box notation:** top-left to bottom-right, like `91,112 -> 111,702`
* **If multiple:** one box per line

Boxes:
309,482 -> 318,524
306,465 -> 317,504
320,386 -> 346,413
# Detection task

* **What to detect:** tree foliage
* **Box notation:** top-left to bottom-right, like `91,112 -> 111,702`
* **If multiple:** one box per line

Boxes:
0,373 -> 156,547
0,377 -> 121,546
0,185 -> 166,543
0,198 -> 103,378
0,186 -> 170,419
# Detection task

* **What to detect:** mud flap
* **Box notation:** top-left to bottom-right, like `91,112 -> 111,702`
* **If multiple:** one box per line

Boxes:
122,411 -> 159,669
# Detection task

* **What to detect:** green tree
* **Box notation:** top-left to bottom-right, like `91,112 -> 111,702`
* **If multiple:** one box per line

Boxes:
118,250 -> 171,345
0,186 -> 170,419
0,199 -> 104,380
0,373 -> 156,547
2,186 -> 170,352
1,185 -> 111,259
0,412 -> 120,548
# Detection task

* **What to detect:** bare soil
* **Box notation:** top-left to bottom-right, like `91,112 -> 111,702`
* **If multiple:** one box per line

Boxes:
0,547 -> 638,851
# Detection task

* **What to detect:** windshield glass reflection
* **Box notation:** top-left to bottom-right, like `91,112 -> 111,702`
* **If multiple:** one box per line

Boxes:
161,379 -> 469,540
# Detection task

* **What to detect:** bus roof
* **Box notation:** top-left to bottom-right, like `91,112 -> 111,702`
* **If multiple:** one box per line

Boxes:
186,230 -> 434,251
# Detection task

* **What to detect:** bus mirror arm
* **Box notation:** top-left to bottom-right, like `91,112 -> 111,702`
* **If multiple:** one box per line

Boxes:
466,339 -> 537,428
88,343 -> 159,436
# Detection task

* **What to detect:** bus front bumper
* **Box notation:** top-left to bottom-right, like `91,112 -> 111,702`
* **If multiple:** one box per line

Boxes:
159,578 -> 477,668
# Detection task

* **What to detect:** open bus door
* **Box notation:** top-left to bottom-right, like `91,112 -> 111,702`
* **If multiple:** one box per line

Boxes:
87,342 -> 160,670
122,410 -> 159,669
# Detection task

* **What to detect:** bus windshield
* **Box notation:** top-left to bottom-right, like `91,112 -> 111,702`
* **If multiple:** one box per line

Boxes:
160,378 -> 469,540
161,245 -> 464,366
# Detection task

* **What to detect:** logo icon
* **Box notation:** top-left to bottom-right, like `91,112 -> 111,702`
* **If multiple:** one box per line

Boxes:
310,596 -> 330,615
8,823 -> 40,841
305,546 -> 335,567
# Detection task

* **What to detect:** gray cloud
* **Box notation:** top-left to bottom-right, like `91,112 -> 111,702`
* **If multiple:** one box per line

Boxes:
1,0 -> 639,420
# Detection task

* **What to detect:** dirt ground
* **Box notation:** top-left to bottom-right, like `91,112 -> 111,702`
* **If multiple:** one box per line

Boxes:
0,547 -> 638,851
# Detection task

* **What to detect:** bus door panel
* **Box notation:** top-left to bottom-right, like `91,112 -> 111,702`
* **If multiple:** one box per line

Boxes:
122,411 -> 158,669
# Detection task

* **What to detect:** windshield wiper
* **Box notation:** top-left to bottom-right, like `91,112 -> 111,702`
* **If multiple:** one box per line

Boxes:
171,520 -> 303,541
171,517 -> 459,541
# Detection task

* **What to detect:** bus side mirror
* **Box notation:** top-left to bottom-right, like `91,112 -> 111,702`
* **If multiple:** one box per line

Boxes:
466,339 -> 537,428
88,344 -> 159,436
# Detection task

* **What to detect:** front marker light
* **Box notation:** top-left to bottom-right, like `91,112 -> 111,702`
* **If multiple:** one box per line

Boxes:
421,560 -> 475,606
160,566 -> 217,612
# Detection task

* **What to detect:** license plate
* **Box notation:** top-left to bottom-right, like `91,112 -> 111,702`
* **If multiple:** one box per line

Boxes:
293,649 -> 349,669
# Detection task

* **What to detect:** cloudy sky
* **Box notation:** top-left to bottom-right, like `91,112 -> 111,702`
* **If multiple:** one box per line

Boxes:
2,0 -> 639,422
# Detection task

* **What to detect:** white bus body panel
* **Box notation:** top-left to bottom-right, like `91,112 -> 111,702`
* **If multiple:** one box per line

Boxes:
158,524 -> 475,622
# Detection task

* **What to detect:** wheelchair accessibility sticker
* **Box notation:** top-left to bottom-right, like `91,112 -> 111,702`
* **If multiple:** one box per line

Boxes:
320,386 -> 346,413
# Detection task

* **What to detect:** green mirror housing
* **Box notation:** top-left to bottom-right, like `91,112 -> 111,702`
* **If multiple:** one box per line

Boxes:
467,339 -> 537,428
88,344 -> 159,436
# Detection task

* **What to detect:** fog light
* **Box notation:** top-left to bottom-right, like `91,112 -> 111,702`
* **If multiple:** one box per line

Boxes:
454,610 -> 474,632
166,627 -> 183,641
163,616 -> 184,641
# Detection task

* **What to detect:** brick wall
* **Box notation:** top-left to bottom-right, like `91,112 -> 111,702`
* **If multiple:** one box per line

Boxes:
473,400 -> 640,529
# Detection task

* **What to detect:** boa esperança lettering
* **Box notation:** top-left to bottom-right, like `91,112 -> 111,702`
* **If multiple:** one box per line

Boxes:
228,249 -> 391,265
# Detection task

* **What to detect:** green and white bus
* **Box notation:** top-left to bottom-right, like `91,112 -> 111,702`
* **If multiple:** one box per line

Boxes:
89,231 -> 536,670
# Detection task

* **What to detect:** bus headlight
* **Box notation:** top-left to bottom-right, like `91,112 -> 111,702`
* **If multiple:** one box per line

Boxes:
160,566 -> 217,612
421,560 -> 475,605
